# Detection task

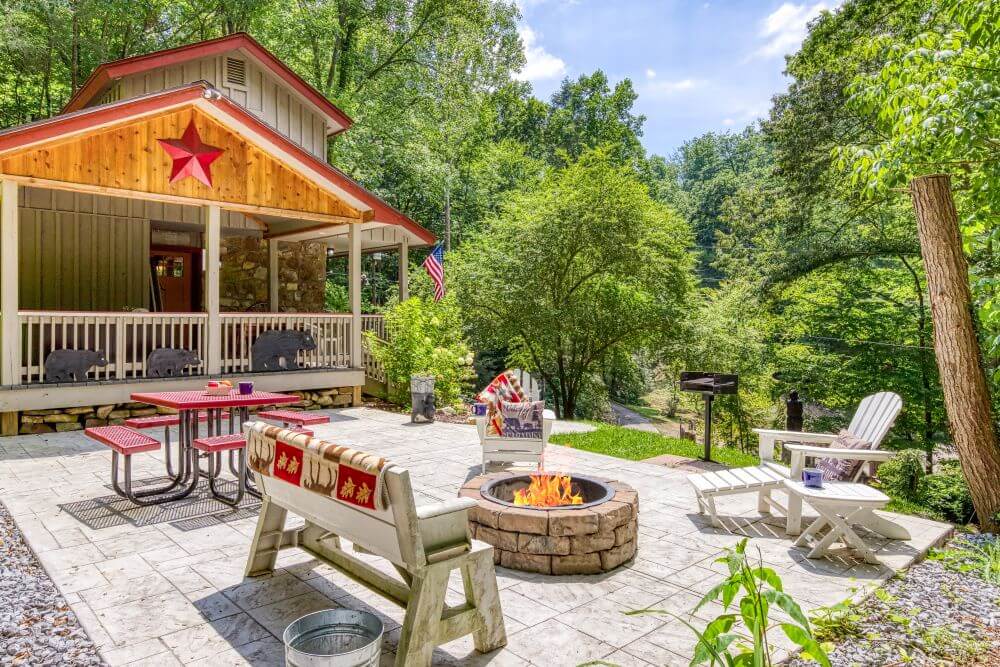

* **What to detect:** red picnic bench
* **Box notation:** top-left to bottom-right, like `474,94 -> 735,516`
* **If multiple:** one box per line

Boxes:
192,433 -> 249,506
84,425 -> 191,506
256,409 -> 330,427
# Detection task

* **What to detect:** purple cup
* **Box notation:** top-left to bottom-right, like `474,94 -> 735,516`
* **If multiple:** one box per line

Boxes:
238,381 -> 254,395
802,468 -> 824,488
472,402 -> 487,417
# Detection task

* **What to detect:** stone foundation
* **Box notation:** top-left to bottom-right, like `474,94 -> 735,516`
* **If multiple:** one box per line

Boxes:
15,386 -> 357,435
459,472 -> 639,575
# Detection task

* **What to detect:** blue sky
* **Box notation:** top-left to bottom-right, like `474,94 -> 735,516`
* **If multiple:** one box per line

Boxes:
515,1 -> 839,156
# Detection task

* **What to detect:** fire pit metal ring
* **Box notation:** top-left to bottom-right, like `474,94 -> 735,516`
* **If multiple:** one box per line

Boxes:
480,473 -> 615,510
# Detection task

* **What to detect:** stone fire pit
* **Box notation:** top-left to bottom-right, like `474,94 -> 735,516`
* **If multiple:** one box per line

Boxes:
458,472 -> 639,575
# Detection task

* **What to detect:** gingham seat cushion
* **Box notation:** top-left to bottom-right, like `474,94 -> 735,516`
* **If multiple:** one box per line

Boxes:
85,426 -> 160,455
257,410 -> 330,426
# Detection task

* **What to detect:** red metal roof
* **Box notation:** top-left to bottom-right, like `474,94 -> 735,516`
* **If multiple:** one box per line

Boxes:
63,33 -> 353,134
0,82 -> 434,244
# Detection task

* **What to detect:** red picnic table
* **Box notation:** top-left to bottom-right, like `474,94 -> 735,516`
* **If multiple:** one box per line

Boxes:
125,389 -> 299,506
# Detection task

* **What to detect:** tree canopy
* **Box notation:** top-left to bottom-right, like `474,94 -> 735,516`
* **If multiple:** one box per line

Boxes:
450,148 -> 694,418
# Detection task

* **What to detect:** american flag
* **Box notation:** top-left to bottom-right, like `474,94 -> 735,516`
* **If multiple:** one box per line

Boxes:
422,244 -> 445,301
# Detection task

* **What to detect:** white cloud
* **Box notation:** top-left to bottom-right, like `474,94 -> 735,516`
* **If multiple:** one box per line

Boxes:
643,78 -> 700,97
722,118 -> 735,126
749,2 -> 835,60
645,68 -> 657,79
515,25 -> 567,83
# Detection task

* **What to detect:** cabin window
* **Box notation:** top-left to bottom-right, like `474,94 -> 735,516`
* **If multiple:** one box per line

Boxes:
225,57 -> 247,88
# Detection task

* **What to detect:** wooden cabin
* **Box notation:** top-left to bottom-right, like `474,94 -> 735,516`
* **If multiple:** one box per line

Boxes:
0,33 -> 432,432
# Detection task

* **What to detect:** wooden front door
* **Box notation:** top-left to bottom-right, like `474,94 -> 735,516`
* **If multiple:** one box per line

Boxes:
151,247 -> 200,312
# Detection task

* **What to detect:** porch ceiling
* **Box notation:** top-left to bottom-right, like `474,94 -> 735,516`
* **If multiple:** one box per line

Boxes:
261,216 -> 430,249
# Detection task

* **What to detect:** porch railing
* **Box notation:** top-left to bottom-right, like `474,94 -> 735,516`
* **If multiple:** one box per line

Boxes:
19,311 -> 207,384
219,313 -> 353,374
359,314 -> 387,384
12,310 -> 380,385
360,314 -> 386,340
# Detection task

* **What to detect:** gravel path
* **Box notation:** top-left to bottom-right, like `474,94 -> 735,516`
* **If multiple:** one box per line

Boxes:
0,503 -> 106,666
790,534 -> 1000,667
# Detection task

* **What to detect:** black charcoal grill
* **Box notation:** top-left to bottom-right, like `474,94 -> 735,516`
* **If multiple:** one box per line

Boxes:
679,372 -> 739,461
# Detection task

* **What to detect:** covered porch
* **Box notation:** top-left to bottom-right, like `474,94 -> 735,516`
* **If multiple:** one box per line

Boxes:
0,83 -> 430,427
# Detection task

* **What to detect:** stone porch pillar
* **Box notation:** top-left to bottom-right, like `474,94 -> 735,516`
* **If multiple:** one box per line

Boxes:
1,180 -> 19,388
204,205 -> 222,375
398,237 -> 409,301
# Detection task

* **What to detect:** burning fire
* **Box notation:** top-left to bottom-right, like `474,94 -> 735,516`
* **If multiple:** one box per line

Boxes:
513,474 -> 583,507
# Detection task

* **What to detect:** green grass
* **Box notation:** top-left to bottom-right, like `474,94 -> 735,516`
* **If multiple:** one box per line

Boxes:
623,404 -> 663,421
550,423 -> 758,467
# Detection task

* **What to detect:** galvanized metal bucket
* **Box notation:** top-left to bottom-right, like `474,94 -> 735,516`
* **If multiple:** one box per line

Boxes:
283,609 -> 384,667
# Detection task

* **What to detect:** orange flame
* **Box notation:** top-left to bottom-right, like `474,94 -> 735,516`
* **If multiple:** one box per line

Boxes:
513,474 -> 583,507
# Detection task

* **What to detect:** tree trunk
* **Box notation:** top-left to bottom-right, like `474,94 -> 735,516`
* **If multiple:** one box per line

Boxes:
910,174 -> 1000,530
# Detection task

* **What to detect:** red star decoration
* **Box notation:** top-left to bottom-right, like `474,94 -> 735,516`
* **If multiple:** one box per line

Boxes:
157,121 -> 224,187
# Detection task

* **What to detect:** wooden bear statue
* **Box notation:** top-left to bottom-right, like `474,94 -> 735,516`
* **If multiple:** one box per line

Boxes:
44,349 -> 108,383
146,348 -> 201,377
250,330 -> 318,371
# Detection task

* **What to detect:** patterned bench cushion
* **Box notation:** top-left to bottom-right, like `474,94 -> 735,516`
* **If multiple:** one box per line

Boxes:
247,422 -> 388,511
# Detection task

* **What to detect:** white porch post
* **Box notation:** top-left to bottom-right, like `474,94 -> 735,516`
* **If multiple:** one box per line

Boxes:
349,223 -> 362,369
268,239 -> 279,312
204,205 -> 222,375
398,237 -> 409,301
0,180 -> 18,386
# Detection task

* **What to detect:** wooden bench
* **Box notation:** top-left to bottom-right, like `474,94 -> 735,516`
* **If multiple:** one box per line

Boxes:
256,409 -> 330,427
243,422 -> 506,667
192,433 -> 248,506
85,425 -> 186,505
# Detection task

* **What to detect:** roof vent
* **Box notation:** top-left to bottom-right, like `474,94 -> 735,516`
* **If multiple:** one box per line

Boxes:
225,57 -> 247,87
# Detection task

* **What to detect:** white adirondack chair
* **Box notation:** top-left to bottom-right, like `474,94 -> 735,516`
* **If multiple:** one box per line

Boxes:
688,391 -> 904,536
476,369 -> 554,473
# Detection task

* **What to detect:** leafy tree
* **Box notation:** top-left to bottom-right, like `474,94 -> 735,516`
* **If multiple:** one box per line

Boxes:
673,129 -> 770,282
838,0 -> 1000,529
451,148 -> 694,418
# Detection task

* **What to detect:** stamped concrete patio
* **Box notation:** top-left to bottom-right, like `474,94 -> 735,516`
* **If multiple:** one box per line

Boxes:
0,407 -> 951,666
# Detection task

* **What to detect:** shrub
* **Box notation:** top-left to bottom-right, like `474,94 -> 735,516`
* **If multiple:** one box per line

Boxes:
365,295 -> 474,408
877,453 -> 975,524
918,462 -> 975,524
876,449 -> 926,499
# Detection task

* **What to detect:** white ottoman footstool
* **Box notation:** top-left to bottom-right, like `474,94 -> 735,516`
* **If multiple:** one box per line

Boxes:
783,479 -> 909,564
